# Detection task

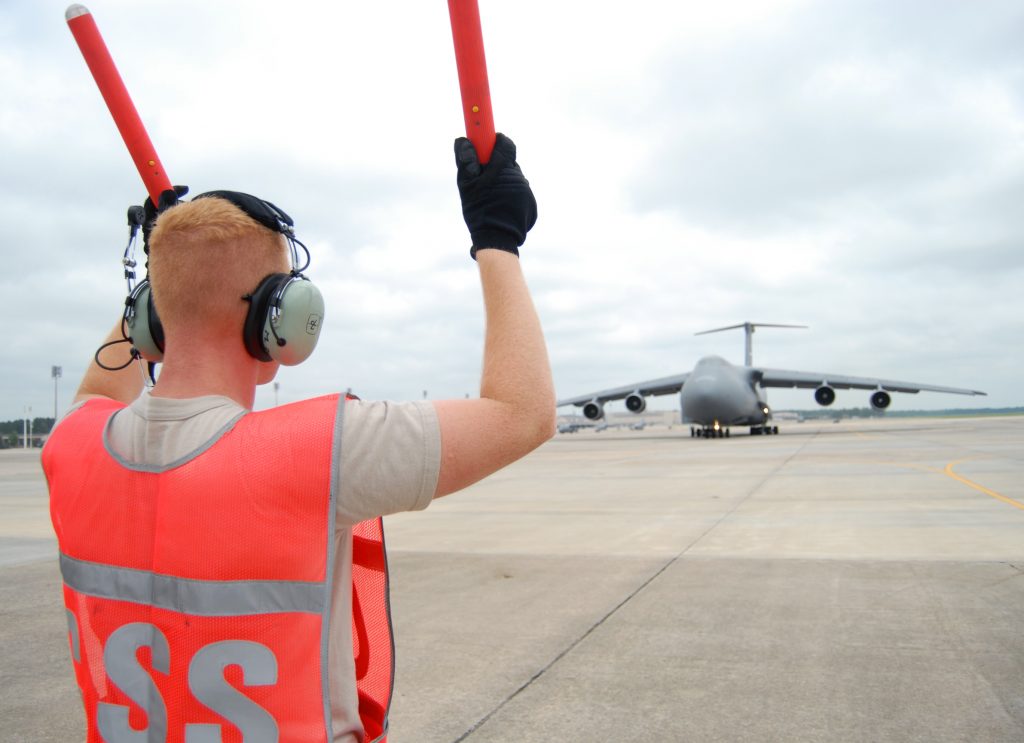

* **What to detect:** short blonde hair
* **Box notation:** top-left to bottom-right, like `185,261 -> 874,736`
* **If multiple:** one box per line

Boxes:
147,197 -> 289,335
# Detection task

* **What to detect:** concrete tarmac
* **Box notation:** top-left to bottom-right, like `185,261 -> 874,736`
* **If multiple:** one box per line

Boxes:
2,416 -> 1023,742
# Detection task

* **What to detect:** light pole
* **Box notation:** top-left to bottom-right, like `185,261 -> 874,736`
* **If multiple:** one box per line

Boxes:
23,406 -> 32,449
52,366 -> 62,421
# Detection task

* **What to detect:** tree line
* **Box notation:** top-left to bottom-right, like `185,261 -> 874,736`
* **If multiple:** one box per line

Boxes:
0,417 -> 55,448
789,407 -> 1023,419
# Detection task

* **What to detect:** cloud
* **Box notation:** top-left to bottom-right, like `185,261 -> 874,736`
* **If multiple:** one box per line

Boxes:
2,0 -> 1021,422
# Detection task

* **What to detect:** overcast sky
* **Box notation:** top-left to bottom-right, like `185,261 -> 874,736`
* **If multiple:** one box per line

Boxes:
2,0 -> 1022,422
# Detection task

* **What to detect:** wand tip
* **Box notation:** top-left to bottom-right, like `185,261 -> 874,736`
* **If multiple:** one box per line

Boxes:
65,4 -> 91,22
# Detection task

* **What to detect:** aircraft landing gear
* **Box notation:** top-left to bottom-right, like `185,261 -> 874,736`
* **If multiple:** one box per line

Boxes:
750,425 -> 780,436
693,426 -> 729,438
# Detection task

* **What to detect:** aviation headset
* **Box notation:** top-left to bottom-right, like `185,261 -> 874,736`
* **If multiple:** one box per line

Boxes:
119,189 -> 324,368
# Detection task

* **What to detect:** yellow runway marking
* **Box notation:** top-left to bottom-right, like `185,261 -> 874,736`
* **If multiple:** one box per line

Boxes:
944,459 -> 1024,511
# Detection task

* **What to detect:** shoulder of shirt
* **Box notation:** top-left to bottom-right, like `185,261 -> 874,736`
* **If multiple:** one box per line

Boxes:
343,398 -> 437,419
130,393 -> 246,421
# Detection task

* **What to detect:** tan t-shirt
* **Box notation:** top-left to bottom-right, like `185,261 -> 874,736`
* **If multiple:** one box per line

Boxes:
96,391 -> 441,742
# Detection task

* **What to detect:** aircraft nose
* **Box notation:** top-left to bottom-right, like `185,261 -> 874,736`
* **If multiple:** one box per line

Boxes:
683,377 -> 721,420
683,373 -> 749,424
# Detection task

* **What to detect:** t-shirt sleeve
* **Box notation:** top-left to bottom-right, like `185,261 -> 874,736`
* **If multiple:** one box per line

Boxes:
335,399 -> 441,526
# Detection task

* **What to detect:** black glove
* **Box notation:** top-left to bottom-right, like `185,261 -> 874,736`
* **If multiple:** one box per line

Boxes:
141,185 -> 189,253
455,134 -> 537,259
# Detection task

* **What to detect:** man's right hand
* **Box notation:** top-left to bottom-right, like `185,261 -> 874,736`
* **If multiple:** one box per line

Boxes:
454,134 -> 537,259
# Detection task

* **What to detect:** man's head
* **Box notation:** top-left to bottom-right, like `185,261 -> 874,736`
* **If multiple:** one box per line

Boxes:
147,196 -> 290,347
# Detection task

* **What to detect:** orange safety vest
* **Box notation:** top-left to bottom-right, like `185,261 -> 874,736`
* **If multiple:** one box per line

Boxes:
42,394 -> 393,742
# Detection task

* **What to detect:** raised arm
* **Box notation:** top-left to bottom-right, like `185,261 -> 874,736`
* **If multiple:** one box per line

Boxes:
432,134 -> 555,497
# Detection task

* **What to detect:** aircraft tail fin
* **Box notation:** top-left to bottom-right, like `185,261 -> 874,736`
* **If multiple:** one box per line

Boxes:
695,322 -> 808,367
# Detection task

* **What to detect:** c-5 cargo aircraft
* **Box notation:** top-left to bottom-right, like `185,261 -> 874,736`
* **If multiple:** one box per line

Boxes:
557,323 -> 987,438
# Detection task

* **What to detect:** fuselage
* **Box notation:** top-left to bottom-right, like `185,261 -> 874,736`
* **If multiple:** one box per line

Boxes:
680,356 -> 769,427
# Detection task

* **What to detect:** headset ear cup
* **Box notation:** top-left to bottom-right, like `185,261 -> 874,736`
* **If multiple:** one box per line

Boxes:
125,280 -> 165,362
265,278 -> 324,366
243,274 -> 288,362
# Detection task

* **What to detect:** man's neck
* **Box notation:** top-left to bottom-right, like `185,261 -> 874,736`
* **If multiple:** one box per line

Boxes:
150,348 -> 258,410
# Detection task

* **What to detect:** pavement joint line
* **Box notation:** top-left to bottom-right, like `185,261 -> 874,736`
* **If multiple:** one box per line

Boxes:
944,459 -> 1024,511
449,552 -> 680,743
980,563 -> 1024,589
452,430 -> 822,743
916,558 -> 1024,742
679,429 -> 820,556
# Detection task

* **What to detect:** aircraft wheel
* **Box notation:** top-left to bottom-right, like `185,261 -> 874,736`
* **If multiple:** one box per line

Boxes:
725,429 -> 731,437
773,426 -> 779,435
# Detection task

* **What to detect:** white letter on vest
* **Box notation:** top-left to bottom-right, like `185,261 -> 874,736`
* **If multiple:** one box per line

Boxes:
97,622 -> 170,743
185,640 -> 279,742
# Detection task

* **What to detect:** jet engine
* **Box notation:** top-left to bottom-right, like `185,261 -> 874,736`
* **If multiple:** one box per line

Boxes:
814,385 -> 836,406
582,400 -> 605,420
624,392 -> 647,414
870,390 -> 891,410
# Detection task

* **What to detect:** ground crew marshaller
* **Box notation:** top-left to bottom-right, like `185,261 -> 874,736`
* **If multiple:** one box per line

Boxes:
43,133 -> 554,742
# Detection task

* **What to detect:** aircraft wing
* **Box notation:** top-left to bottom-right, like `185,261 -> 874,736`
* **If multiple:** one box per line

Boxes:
557,372 -> 691,407
755,368 -> 987,396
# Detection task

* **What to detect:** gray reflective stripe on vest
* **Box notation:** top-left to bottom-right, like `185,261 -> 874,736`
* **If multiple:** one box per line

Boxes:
60,553 -> 325,616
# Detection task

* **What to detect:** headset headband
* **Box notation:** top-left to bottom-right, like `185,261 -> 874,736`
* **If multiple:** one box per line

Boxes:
189,190 -> 310,273
191,190 -> 295,235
